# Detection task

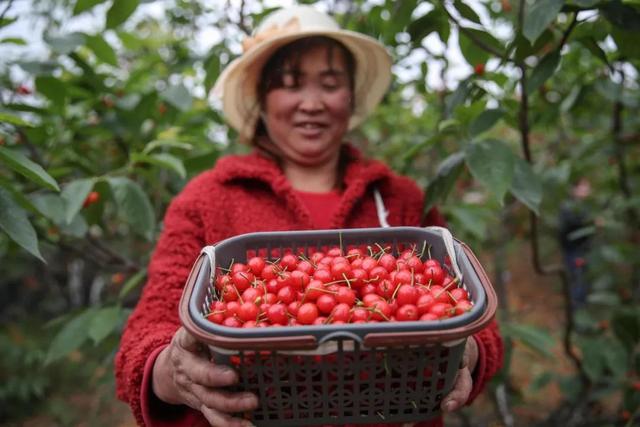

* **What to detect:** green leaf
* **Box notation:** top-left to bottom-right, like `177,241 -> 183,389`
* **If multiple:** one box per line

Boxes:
510,157 -> 543,214
445,78 -> 472,117
88,306 -> 123,345
0,146 -> 60,191
106,0 -> 140,28
73,0 -> 107,15
424,152 -> 465,213
469,108 -> 504,136
612,27 -> 640,59
131,152 -> 187,179
578,37 -> 609,65
602,338 -> 629,380
0,17 -> 17,28
580,338 -> 605,381
465,139 -> 515,204
612,308 -> 640,350
44,32 -> 86,55
527,52 -> 561,94
35,76 -> 67,110
118,268 -> 147,300
46,309 -> 95,364
61,178 -> 95,224
502,322 -> 554,357
204,52 -> 221,92
458,27 -> 504,66
602,0 -> 640,31
408,10 -> 444,43
85,34 -> 118,66
0,112 -> 34,127
108,177 -> 156,240
0,188 -> 43,261
448,205 -> 489,240
523,0 -> 565,44
160,84 -> 192,112
30,193 -> 67,225
142,139 -> 193,154
0,37 -> 26,45
454,0 -> 482,24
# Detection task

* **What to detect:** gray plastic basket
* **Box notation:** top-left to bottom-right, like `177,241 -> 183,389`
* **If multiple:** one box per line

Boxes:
179,226 -> 497,426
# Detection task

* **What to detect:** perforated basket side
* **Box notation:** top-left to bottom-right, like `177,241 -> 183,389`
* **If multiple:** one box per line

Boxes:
209,339 -> 466,426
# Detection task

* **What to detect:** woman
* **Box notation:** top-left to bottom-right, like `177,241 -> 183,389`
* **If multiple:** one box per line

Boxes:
115,6 -> 502,427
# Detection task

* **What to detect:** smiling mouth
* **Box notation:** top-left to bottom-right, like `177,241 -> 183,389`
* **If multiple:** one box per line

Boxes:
295,121 -> 328,129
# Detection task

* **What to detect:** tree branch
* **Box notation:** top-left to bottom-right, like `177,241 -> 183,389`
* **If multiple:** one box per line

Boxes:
0,0 -> 15,22
558,13 -> 578,52
516,0 -> 589,387
443,4 -> 506,60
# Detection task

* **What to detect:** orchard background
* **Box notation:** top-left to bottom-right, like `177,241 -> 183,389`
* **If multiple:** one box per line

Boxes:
1,0 -> 639,426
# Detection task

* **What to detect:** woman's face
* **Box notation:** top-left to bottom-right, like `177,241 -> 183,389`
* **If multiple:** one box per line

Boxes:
262,44 -> 353,167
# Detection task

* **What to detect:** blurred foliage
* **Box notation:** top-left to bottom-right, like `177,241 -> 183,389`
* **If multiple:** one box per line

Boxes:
0,0 -> 639,425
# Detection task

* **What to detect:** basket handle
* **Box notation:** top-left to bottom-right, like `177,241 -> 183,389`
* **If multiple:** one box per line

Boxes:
424,226 -> 463,284
199,245 -> 217,286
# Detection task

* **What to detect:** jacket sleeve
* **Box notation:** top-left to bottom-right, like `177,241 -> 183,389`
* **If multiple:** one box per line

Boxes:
114,186 -> 209,426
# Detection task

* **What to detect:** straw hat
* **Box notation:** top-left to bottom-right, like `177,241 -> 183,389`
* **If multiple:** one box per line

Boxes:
212,5 -> 392,143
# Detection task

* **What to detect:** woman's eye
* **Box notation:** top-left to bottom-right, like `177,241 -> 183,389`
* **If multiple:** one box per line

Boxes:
281,74 -> 299,89
322,79 -> 341,90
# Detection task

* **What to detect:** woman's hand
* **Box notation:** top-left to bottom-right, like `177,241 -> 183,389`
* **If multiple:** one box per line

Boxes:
152,327 -> 259,427
440,337 -> 479,413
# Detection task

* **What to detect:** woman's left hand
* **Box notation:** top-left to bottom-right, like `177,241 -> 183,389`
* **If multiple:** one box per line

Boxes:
440,337 -> 479,413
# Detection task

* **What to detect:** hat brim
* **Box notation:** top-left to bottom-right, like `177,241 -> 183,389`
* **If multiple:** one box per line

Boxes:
213,29 -> 392,143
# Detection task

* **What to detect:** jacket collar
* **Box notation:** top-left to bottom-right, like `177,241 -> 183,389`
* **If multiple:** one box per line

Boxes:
214,144 -> 393,227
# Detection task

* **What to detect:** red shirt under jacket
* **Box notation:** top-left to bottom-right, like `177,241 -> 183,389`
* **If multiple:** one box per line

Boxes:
115,145 -> 502,427
293,189 -> 342,229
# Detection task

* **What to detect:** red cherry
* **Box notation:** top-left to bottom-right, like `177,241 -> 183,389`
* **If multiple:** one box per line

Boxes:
277,286 -> 296,304
379,254 -> 396,271
222,316 -> 242,328
297,303 -> 319,325
474,63 -> 485,76
395,284 -> 419,306
335,287 -> 356,306
316,294 -> 337,315
331,303 -> 351,322
267,303 -> 288,325
247,256 -> 266,275
396,304 -> 419,321
82,191 -> 100,208
232,271 -> 254,292
416,294 -> 436,315
238,301 -> 259,322
280,254 -> 298,271
454,300 -> 474,315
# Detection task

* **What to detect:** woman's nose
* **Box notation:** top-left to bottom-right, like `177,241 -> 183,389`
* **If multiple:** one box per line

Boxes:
298,88 -> 324,113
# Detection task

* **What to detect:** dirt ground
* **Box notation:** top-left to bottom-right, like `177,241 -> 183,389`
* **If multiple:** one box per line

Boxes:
19,245 -> 578,427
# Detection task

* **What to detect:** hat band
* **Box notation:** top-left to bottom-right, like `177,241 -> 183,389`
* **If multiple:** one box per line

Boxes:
242,17 -> 301,53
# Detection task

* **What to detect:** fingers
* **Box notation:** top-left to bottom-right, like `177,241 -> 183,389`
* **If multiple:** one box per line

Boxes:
462,337 -> 479,372
441,366 -> 472,413
176,349 -> 239,388
174,327 -> 202,353
200,405 -> 256,427
191,384 -> 259,414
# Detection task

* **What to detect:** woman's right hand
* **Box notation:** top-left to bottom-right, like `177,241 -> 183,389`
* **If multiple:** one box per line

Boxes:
152,327 -> 259,427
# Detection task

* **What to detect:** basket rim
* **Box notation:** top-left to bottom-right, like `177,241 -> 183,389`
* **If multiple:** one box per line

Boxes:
179,227 -> 497,350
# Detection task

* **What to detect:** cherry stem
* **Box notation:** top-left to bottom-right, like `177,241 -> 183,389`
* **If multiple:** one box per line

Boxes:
391,282 -> 402,300
419,241 -> 428,259
342,273 -> 352,289
434,278 -> 460,300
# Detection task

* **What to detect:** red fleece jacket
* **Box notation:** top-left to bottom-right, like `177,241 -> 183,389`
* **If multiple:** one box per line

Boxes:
115,146 -> 503,426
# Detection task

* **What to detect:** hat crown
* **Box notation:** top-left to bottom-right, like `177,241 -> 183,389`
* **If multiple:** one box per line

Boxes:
255,5 -> 340,34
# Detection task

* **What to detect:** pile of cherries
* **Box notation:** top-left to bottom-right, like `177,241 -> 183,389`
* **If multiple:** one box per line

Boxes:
207,245 -> 473,328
